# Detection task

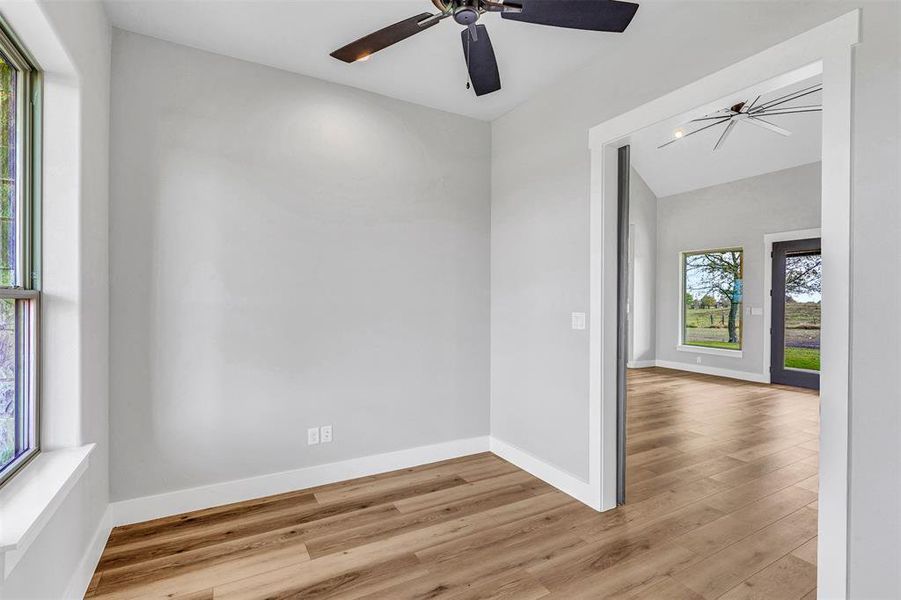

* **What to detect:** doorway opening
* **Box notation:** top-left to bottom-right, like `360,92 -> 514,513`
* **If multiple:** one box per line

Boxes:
610,70 -> 824,595
589,13 -> 860,595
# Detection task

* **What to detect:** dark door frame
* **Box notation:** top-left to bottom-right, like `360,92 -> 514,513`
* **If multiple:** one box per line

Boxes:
770,237 -> 821,390
615,145 -> 630,505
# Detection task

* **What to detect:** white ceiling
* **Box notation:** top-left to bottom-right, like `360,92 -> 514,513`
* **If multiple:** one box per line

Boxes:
101,1 -> 850,122
630,75 -> 823,198
104,0 -> 647,121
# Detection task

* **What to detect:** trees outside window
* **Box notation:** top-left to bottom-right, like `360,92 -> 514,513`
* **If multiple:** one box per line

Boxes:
783,252 -> 822,371
0,21 -> 39,489
682,249 -> 743,351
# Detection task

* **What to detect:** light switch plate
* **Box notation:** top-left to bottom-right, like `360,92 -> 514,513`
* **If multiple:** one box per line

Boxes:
571,312 -> 586,330
321,425 -> 332,443
307,427 -> 320,445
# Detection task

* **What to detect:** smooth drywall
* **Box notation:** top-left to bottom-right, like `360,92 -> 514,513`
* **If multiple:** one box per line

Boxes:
0,0 -> 111,598
655,163 -> 821,376
491,0 -> 856,482
847,3 -> 900,597
491,4 -> 899,592
628,168 -> 657,365
109,31 -> 490,501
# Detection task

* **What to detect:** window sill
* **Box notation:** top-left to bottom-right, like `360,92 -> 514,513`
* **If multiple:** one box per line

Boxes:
676,344 -> 743,358
0,444 -> 94,579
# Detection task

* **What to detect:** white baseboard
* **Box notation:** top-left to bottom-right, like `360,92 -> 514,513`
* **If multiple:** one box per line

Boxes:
489,437 -> 596,509
63,506 -> 112,600
627,360 -> 657,368
110,436 -> 490,526
654,360 -> 768,383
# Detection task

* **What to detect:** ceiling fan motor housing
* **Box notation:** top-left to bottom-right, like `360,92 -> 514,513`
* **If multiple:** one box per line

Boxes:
452,0 -> 481,25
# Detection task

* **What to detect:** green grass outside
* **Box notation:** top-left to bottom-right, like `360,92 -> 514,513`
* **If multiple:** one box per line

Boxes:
684,307 -> 742,349
685,340 -> 740,351
785,347 -> 820,371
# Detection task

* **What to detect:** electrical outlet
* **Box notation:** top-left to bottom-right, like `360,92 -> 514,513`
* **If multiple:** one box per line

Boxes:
321,425 -> 333,443
307,427 -> 320,445
696,356 -> 702,364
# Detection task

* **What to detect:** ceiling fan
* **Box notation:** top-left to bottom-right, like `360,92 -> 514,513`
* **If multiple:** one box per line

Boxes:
658,83 -> 823,151
329,0 -> 640,97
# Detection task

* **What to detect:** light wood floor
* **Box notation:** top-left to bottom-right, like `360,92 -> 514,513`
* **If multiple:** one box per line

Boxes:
88,368 -> 820,599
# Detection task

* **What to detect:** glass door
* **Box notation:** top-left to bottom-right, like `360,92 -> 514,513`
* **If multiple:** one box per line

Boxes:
771,238 -> 821,389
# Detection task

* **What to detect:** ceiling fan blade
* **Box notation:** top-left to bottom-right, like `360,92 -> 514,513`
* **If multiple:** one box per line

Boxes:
713,120 -> 737,151
483,0 -> 524,13
749,84 -> 822,113
462,25 -> 501,97
742,116 -> 792,136
754,105 -> 822,116
502,0 -> 639,32
330,13 -> 439,63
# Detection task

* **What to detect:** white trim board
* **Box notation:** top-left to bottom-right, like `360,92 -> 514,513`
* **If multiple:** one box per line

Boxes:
626,360 -> 656,369
654,360 -> 768,384
110,436 -> 490,526
0,445 -> 94,579
63,506 -> 112,600
763,228 -> 822,384
489,437 -> 594,508
588,11 -> 858,599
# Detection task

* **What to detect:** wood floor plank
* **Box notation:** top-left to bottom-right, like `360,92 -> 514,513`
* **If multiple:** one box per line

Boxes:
530,502 -> 724,590
87,368 -> 818,599
542,542 -> 699,599
717,554 -> 817,600
792,536 -> 818,565
631,576 -> 704,599
672,506 -> 818,599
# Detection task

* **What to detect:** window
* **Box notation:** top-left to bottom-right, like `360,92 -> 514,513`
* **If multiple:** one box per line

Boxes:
682,249 -> 743,351
0,21 -> 39,489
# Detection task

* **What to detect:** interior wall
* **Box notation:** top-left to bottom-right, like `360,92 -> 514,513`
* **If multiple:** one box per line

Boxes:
655,163 -> 821,377
490,0 -> 856,482
628,167 -> 657,365
490,3 -> 900,593
0,0 -> 111,598
108,30 -> 491,502
847,3 -> 900,596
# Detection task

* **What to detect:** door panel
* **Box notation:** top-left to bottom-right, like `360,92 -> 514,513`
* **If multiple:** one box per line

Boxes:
771,238 -> 821,389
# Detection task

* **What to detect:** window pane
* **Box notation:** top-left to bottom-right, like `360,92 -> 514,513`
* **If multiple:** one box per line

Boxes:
0,298 -> 16,469
683,250 -> 743,350
0,53 -> 15,288
0,27 -> 34,489
784,252 -> 821,371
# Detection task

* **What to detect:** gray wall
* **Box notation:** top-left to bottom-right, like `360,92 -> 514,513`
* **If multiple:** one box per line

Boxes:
847,4 -> 900,596
490,3 -> 899,595
655,163 -> 821,376
628,168 -> 657,365
490,0 -> 857,483
109,31 -> 491,501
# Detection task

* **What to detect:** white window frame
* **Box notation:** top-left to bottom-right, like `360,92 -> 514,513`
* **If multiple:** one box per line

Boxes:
677,247 -> 744,357
0,18 -> 40,490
